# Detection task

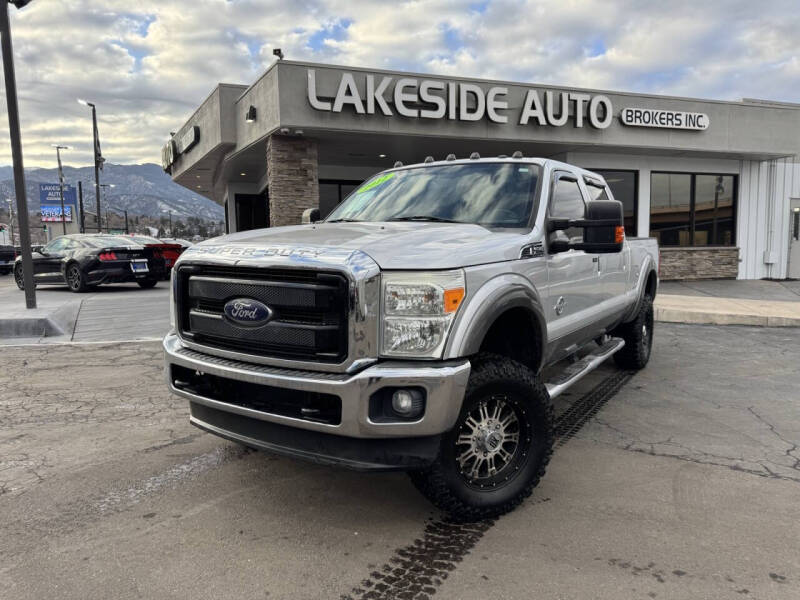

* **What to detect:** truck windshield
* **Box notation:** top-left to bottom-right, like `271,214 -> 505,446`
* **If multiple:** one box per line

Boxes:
325,162 -> 540,228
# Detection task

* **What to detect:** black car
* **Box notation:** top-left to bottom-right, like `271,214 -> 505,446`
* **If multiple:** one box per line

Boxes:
13,234 -> 165,292
0,244 -> 15,275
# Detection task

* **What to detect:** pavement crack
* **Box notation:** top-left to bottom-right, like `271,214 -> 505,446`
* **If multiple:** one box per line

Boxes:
746,406 -> 800,472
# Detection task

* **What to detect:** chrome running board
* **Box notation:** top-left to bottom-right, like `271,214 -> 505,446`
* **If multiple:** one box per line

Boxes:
545,337 -> 626,399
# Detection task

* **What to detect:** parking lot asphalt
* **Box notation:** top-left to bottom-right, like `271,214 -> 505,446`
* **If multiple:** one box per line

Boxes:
1,323 -> 798,599
0,273 -> 170,342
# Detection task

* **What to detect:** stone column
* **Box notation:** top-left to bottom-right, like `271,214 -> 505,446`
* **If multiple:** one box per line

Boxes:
266,135 -> 319,227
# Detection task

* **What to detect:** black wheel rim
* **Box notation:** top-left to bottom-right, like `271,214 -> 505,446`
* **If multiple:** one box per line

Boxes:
67,266 -> 81,290
14,266 -> 23,288
454,394 -> 532,490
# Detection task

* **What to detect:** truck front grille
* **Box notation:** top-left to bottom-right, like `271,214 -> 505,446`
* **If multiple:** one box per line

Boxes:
171,364 -> 342,425
176,265 -> 349,363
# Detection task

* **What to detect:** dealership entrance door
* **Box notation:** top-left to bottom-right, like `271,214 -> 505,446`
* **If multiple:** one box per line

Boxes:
789,198 -> 800,279
235,192 -> 269,231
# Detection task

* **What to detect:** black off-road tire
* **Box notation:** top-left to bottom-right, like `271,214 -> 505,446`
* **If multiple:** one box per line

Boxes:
66,263 -> 89,293
409,353 -> 555,522
612,295 -> 654,370
137,278 -> 158,289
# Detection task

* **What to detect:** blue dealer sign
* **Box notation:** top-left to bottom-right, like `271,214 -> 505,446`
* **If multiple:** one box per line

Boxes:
39,183 -> 78,223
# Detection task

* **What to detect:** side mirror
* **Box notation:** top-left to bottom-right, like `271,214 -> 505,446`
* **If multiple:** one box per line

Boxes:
548,200 -> 624,254
301,207 -> 320,224
548,230 -> 571,254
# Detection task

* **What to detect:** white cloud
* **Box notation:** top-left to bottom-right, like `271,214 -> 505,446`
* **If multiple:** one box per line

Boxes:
1,0 -> 799,168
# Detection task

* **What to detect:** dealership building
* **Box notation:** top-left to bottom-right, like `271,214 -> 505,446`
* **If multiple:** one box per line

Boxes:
164,60 -> 800,280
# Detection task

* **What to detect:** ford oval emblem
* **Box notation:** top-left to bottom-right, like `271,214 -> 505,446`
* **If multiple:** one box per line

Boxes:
223,298 -> 273,327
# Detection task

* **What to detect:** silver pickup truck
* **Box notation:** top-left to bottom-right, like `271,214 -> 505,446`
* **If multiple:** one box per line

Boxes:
164,155 -> 658,520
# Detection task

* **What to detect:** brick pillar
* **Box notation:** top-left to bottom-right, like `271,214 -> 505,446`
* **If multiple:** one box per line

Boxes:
266,135 -> 319,227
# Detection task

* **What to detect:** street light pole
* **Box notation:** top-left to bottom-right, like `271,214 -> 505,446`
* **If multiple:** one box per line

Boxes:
78,98 -> 102,232
99,183 -> 114,232
1,0 -> 36,308
53,144 -> 69,235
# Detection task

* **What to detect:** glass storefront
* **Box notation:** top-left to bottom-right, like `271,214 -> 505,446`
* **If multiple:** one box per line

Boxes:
593,170 -> 637,237
319,180 -> 361,218
694,175 -> 736,246
650,172 -> 737,246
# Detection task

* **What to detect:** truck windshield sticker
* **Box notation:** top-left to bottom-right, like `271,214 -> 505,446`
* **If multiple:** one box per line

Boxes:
357,172 -> 395,194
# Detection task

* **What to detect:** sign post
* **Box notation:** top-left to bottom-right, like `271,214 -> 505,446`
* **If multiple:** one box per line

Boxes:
54,144 -> 68,235
78,180 -> 85,233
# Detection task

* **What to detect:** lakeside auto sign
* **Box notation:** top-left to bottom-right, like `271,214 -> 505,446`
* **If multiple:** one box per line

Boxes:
39,183 -> 76,222
162,125 -> 199,172
307,70 -> 613,128
306,69 -> 710,131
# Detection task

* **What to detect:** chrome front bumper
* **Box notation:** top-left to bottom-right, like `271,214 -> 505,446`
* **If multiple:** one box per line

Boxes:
163,333 -> 470,439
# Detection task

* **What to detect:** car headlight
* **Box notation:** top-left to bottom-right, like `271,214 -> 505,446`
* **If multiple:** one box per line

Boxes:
381,270 -> 465,358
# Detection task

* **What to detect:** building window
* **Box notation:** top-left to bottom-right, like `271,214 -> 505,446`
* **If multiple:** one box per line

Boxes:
694,175 -> 736,246
593,170 -> 638,237
319,179 -> 363,218
650,172 -> 737,247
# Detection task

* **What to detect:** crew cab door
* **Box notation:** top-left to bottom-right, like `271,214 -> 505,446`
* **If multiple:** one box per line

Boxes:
544,172 -> 603,356
584,177 -> 630,299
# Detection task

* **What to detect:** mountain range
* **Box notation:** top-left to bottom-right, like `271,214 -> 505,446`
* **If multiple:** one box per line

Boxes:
0,163 -> 224,222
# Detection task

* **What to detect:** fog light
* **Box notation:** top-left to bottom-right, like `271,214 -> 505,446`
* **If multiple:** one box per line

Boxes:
391,389 -> 424,418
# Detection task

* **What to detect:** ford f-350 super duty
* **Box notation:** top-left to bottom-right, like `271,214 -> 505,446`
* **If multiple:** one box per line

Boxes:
164,154 -> 659,520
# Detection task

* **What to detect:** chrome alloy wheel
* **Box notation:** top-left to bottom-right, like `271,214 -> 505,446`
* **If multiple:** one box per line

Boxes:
455,395 -> 530,488
14,264 -> 24,289
67,265 -> 82,290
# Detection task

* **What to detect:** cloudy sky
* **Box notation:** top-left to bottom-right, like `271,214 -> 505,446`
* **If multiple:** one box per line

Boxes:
2,0 -> 799,168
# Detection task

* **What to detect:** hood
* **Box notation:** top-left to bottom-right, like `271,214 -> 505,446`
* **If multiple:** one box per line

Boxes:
192,222 -> 528,270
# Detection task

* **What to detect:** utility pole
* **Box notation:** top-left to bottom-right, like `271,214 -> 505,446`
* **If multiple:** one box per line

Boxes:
78,98 -> 103,232
53,144 -> 69,235
5,198 -> 13,245
124,209 -> 129,234
1,0 -> 36,308
78,181 -> 85,233
99,183 -> 114,232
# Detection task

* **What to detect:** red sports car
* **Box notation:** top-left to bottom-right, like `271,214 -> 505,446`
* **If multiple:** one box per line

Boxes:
119,235 -> 186,279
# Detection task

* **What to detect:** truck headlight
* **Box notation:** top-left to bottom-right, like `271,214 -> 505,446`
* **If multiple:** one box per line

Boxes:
169,269 -> 177,330
381,270 -> 465,358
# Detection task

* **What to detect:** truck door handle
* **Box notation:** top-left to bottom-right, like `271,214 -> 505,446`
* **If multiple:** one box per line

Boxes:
592,257 -> 599,262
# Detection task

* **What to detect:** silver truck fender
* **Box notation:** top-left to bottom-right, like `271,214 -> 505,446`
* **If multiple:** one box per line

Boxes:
621,253 -> 658,323
443,273 -> 547,369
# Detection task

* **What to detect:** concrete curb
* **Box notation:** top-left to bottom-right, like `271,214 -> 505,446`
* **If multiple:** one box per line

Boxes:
655,306 -> 800,328
0,300 -> 81,339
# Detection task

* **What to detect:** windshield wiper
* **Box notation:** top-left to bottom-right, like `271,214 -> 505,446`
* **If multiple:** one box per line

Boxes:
326,218 -> 362,223
388,215 -> 461,223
